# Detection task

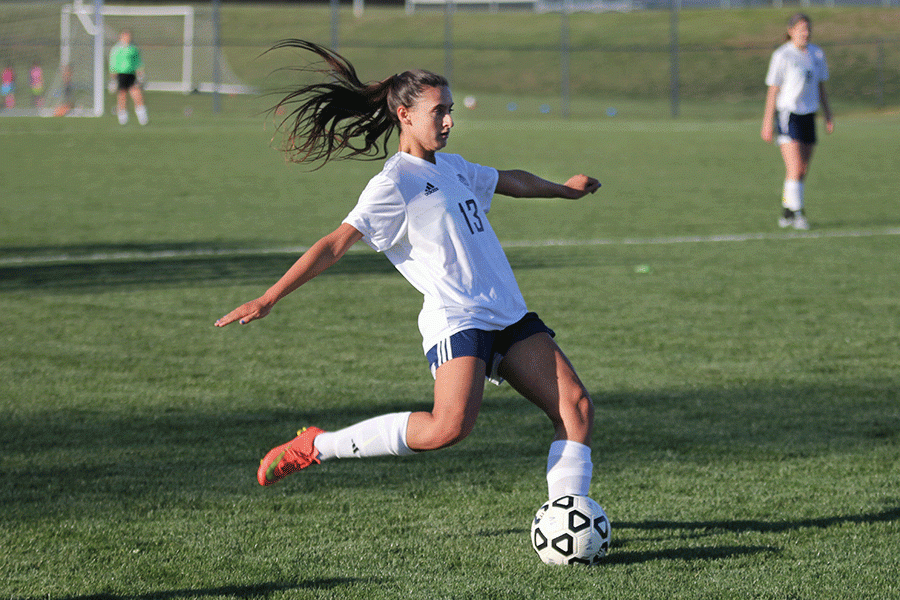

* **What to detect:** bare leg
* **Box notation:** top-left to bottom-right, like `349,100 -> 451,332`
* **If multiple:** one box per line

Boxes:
406,356 -> 485,451
499,332 -> 594,498
780,140 -> 814,182
497,333 -> 593,446
129,85 -> 145,109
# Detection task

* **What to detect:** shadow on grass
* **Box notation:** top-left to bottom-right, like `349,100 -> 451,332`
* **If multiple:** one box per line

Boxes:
48,578 -> 376,600
2,385 -> 897,519
603,544 -> 779,565
0,242 -> 602,292
616,506 -> 900,535
0,246 -> 394,292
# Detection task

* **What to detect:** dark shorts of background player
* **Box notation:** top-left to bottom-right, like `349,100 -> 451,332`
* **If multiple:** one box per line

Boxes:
116,73 -> 137,91
426,312 -> 555,385
776,111 -> 817,145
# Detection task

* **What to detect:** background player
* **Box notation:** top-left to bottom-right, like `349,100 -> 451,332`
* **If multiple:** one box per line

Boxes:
761,13 -> 833,230
109,29 -> 148,125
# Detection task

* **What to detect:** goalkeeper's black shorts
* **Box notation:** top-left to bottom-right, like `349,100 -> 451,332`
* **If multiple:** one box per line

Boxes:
116,73 -> 137,91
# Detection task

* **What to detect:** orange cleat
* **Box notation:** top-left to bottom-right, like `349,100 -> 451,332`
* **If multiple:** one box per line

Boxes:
257,427 -> 325,486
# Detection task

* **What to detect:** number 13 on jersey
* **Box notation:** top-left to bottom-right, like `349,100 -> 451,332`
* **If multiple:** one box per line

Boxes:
458,199 -> 484,234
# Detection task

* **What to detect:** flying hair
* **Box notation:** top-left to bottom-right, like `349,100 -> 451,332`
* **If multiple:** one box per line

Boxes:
266,40 -> 448,168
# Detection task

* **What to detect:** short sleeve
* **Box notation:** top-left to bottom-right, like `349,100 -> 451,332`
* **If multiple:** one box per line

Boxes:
467,161 -> 499,213
440,153 -> 499,213
343,174 -> 407,253
815,47 -> 829,82
765,49 -> 783,87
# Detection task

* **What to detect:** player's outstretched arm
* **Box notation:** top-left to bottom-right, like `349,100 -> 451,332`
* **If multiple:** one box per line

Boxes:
495,170 -> 600,200
215,223 -> 363,327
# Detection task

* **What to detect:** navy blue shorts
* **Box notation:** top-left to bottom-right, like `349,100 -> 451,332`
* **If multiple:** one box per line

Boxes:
776,111 -> 817,145
426,312 -> 555,385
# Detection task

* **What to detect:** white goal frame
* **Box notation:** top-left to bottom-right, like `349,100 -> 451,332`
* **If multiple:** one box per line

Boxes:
61,2 -> 196,116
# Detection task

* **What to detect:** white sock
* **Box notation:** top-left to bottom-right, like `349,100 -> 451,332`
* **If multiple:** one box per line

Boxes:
314,412 -> 415,460
782,179 -> 804,212
135,105 -> 148,125
546,440 -> 593,500
117,109 -> 128,125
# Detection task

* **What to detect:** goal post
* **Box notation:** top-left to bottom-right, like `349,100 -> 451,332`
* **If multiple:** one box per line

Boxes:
64,3 -> 195,93
53,1 -> 254,117
61,2 -> 193,116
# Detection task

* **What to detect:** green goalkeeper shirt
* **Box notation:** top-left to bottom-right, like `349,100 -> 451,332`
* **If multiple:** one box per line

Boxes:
109,43 -> 143,75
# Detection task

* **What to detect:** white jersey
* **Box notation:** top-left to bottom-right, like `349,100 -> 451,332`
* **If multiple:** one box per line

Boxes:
343,151 -> 528,353
765,42 -> 829,115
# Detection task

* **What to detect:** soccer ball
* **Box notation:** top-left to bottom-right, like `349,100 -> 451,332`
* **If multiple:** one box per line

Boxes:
531,495 -> 611,565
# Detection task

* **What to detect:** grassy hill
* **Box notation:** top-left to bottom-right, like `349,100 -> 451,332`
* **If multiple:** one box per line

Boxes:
1,3 -> 898,119
221,5 -> 899,112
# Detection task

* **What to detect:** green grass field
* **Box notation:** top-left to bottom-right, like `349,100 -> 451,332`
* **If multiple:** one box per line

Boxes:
2,8 -> 900,598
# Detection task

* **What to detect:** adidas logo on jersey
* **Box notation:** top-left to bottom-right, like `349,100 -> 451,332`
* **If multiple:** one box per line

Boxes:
424,182 -> 439,196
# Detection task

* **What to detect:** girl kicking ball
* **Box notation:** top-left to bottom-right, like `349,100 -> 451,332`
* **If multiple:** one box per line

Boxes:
216,40 -> 601,503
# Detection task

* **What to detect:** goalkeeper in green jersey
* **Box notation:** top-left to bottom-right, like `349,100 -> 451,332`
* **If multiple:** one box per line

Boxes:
109,29 -> 148,125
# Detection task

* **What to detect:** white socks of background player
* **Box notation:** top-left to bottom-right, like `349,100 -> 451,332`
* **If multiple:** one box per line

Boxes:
135,105 -> 149,126
314,412 -> 415,460
782,179 -> 804,212
117,106 -> 149,126
546,440 -> 593,500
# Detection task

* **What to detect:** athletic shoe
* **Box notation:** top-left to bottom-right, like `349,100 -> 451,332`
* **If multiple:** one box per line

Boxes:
779,208 -> 795,229
792,212 -> 810,231
257,426 -> 325,486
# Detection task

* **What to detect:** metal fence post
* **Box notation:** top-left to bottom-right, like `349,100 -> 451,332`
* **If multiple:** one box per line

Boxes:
444,0 -> 454,85
670,0 -> 680,118
561,0 -> 571,118
330,0 -> 339,51
877,38 -> 885,107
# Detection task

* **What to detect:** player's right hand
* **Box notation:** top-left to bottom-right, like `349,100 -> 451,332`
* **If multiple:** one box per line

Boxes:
215,297 -> 273,327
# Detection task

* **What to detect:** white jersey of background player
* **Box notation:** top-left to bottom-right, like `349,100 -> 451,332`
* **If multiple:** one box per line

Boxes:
765,40 -> 829,116
217,40 -> 601,505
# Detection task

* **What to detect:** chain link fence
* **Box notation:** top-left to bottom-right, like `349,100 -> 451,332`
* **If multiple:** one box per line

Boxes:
1,1 -> 897,118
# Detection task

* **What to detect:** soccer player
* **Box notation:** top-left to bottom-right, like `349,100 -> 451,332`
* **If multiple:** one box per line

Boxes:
109,29 -> 148,125
761,13 -> 833,231
215,40 -> 601,504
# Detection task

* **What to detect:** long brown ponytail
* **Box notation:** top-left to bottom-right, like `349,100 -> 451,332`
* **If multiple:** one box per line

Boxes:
267,40 -> 448,167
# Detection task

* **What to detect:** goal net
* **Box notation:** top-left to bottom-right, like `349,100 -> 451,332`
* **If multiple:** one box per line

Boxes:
0,1 -> 254,117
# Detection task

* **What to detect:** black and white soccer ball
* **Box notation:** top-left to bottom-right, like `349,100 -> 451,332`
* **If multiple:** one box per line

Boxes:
531,495 -> 611,565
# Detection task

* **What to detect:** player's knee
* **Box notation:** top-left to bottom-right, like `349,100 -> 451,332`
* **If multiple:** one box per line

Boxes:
423,417 -> 475,450
441,422 -> 476,448
429,415 -> 476,449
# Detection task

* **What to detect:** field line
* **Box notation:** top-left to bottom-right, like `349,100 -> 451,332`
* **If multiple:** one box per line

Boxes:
502,227 -> 900,248
2,227 -> 898,267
